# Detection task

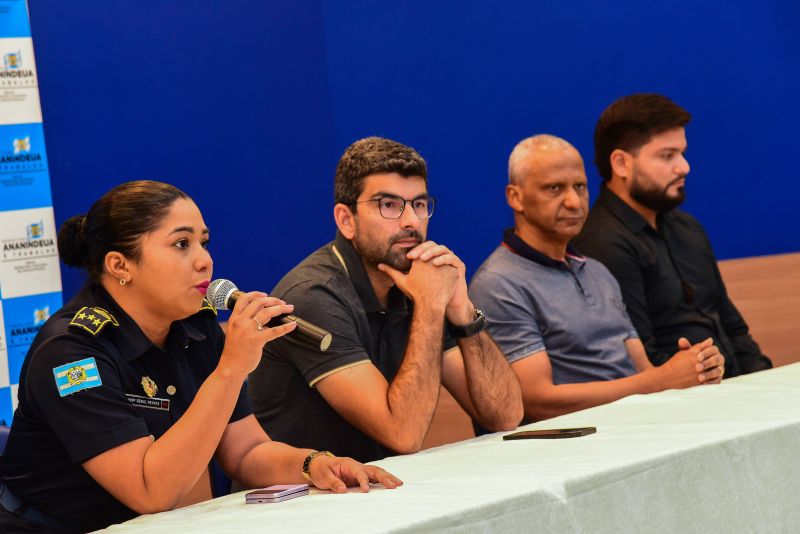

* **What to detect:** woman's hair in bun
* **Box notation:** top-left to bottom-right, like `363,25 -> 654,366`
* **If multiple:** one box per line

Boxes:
57,180 -> 190,282
57,214 -> 89,268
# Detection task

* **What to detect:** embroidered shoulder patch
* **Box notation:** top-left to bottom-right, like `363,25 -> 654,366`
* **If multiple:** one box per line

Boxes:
199,298 -> 217,316
53,357 -> 103,397
69,306 -> 119,336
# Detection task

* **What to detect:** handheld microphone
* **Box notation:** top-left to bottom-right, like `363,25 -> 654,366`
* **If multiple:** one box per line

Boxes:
207,279 -> 332,352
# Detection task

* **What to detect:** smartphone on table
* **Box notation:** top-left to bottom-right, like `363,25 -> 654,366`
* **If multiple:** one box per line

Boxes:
503,427 -> 596,440
245,484 -> 309,504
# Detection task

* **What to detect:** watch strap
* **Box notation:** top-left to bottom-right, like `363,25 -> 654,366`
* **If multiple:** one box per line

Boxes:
447,308 -> 487,339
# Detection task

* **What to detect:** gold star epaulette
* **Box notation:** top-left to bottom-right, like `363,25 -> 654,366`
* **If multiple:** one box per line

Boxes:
69,306 -> 119,336
199,298 -> 217,316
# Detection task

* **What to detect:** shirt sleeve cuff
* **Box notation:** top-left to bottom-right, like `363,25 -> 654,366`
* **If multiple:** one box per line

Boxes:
504,342 -> 546,364
308,359 -> 370,387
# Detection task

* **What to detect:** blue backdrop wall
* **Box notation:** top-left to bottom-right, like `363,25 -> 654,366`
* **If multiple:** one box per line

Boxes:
28,0 -> 800,302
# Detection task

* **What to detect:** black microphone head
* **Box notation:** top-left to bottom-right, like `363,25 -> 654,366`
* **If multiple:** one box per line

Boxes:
207,279 -> 238,310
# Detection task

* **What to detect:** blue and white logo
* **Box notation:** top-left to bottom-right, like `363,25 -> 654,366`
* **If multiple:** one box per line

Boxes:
0,48 -> 33,79
2,292 -> 63,384
3,51 -> 21,69
13,136 -> 30,154
0,124 -> 51,211
53,357 -> 103,397
26,220 -> 44,240
33,306 -> 49,325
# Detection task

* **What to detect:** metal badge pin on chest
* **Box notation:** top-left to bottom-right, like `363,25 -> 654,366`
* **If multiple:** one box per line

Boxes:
141,376 -> 158,398
166,385 -> 176,396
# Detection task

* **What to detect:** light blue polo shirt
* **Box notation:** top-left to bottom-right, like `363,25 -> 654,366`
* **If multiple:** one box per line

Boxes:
469,230 -> 638,385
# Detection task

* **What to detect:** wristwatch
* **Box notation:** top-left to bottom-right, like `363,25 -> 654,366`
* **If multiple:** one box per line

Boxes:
447,308 -> 487,338
301,450 -> 334,483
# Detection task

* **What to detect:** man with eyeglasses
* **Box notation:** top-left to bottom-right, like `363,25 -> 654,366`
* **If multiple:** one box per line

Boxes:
248,136 -> 523,462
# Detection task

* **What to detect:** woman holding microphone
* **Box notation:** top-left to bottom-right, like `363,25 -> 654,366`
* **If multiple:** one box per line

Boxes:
0,181 -> 401,532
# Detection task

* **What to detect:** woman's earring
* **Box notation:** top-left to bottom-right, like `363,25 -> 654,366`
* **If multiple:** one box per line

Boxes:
119,278 -> 128,286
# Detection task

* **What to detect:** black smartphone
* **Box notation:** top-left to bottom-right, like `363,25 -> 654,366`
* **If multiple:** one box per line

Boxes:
502,427 -> 596,440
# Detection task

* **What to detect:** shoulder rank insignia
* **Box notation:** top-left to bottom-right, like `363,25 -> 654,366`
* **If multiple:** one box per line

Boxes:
53,357 -> 103,397
199,298 -> 217,316
69,307 -> 119,336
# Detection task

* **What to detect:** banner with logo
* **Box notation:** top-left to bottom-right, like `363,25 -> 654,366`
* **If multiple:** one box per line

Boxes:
0,1 -> 61,425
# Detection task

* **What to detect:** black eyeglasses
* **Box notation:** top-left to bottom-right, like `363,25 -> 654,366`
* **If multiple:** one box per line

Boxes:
353,194 -> 436,220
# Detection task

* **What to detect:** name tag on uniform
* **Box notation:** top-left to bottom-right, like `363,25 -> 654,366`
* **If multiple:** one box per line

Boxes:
125,394 -> 170,411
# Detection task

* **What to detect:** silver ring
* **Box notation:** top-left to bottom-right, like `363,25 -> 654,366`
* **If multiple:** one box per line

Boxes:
253,318 -> 264,331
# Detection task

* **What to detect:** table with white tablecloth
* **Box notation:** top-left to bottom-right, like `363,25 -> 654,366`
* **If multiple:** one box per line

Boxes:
102,363 -> 800,533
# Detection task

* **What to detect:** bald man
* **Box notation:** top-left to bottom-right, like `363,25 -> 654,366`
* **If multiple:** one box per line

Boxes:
469,135 -> 725,422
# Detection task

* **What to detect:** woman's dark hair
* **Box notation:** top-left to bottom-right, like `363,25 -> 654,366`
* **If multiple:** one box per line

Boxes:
58,180 -> 190,282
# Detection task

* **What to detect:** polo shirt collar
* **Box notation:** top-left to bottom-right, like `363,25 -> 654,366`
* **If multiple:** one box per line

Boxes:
333,232 -> 384,313
85,283 -> 206,362
502,228 -> 585,270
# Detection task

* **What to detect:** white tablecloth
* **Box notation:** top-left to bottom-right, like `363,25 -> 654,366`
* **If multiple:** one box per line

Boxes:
102,363 -> 800,533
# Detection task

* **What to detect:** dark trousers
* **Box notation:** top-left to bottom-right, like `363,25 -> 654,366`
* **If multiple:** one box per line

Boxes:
0,505 -> 54,533
0,480 -> 69,532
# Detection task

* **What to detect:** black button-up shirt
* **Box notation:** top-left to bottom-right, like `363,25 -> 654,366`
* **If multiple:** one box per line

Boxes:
1,284 -> 250,532
249,232 -> 455,463
574,186 -> 771,377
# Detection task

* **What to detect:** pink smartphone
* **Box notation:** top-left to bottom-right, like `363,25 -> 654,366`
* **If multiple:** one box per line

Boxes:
245,484 -> 309,504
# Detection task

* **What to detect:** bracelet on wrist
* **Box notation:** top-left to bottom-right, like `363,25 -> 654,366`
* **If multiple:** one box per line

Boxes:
301,450 -> 335,483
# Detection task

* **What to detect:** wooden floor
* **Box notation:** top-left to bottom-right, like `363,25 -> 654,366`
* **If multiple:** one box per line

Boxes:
421,251 -> 800,450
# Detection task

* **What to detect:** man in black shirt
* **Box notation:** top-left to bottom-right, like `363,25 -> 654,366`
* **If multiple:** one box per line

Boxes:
248,137 -> 523,462
575,93 -> 772,377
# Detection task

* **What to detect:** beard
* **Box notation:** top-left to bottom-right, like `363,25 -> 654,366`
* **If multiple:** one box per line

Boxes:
352,225 -> 424,272
629,171 -> 686,213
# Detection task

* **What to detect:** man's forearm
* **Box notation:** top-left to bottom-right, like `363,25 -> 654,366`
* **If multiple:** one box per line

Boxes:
384,306 -> 446,452
459,332 -> 523,431
523,371 -> 665,422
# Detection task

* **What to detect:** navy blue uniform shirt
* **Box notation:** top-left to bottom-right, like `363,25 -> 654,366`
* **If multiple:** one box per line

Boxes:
1,283 -> 251,532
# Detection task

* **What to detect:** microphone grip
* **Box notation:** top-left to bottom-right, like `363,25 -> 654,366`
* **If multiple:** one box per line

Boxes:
269,314 -> 333,352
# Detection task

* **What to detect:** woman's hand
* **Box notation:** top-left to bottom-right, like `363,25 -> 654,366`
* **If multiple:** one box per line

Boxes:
219,291 -> 296,378
308,454 -> 403,493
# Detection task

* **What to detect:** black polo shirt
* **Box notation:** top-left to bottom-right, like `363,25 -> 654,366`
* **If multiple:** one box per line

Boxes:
249,232 -> 456,463
574,186 -> 772,376
1,283 -> 251,532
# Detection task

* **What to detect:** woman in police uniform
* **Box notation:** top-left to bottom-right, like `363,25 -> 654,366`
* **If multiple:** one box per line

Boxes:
0,181 -> 401,532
